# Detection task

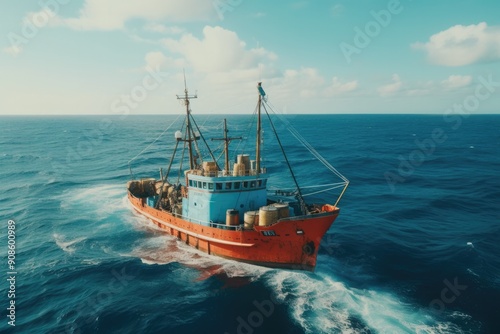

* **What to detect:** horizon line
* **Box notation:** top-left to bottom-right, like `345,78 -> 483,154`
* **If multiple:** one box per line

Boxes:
1,113 -> 499,117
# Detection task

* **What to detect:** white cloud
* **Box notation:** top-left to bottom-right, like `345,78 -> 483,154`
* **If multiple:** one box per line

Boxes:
412,22 -> 500,66
163,26 -> 277,73
54,0 -> 215,31
441,75 -> 472,90
267,68 -> 358,100
376,75 -> 474,97
281,68 -> 325,98
378,74 -> 402,97
3,45 -> 22,56
144,51 -> 185,71
324,77 -> 358,96
139,26 -> 358,114
143,23 -> 184,35
159,25 -> 357,101
406,81 -> 434,97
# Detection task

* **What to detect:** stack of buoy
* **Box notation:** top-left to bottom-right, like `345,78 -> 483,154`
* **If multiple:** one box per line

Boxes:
237,154 -> 250,174
258,206 -> 278,226
232,163 -> 245,176
243,211 -> 259,229
140,178 -> 156,196
272,203 -> 290,219
155,182 -> 171,195
202,161 -> 218,175
127,180 -> 139,192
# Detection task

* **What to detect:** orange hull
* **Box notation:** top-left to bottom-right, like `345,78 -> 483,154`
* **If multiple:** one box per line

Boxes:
128,192 -> 339,271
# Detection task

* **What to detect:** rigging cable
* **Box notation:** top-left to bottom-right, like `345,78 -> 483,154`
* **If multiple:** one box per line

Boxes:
263,99 -> 349,206
264,100 -> 348,183
261,102 -> 308,215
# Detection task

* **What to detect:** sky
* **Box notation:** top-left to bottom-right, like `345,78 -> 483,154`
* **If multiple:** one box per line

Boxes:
1,0 -> 500,115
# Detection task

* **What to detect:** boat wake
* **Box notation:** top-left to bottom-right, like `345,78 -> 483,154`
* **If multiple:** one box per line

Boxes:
265,270 -> 466,334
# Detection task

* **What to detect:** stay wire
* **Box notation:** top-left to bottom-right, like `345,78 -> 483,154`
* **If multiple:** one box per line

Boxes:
264,100 -> 348,183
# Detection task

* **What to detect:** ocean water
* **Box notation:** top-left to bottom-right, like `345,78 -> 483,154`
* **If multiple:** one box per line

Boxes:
0,114 -> 499,333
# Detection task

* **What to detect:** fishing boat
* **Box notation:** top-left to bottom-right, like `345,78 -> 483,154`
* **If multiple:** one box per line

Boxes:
127,81 -> 349,271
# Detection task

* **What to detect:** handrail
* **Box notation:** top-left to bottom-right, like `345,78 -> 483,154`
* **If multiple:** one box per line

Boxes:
193,168 -> 268,178
173,213 -> 243,231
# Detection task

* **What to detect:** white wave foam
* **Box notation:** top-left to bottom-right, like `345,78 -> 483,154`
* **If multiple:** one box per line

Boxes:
59,184 -> 127,219
53,233 -> 86,254
55,184 -> 138,258
265,271 -> 466,334
466,268 -> 479,278
81,259 -> 101,266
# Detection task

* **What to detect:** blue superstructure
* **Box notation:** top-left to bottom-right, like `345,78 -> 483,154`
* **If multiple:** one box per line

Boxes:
182,172 -> 268,224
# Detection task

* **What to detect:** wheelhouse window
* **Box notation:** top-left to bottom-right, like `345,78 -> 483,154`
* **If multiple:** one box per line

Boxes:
243,181 -> 248,188
233,182 -> 241,189
225,182 -> 232,190
202,182 -> 207,189
208,183 -> 214,190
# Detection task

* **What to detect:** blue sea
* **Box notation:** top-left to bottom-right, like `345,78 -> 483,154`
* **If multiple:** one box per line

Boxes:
1,114 -> 499,333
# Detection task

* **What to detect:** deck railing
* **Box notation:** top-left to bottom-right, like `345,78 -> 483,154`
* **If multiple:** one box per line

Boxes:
173,213 -> 243,231
199,168 -> 267,178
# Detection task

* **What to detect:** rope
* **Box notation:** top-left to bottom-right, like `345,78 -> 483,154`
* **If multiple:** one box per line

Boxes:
301,184 -> 347,197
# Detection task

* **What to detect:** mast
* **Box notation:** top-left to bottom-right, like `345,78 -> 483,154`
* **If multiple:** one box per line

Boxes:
223,119 -> 229,172
177,73 -> 197,170
256,82 -> 265,175
211,119 -> 242,174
